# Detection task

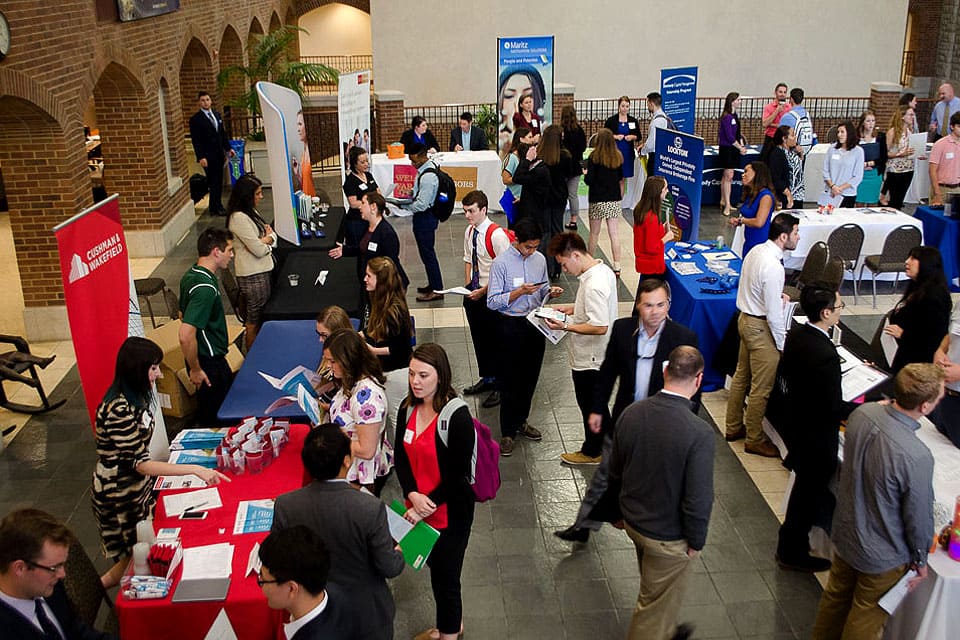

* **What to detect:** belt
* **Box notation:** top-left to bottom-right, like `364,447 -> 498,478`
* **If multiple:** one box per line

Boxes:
945,388 -> 960,398
938,183 -> 960,188
743,313 -> 767,320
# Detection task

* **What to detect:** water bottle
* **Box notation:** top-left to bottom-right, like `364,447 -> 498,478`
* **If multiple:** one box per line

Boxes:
716,234 -> 724,250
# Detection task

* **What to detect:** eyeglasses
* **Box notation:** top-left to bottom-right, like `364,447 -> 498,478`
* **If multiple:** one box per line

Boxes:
316,330 -> 330,340
256,576 -> 280,587
830,302 -> 846,311
26,560 -> 66,574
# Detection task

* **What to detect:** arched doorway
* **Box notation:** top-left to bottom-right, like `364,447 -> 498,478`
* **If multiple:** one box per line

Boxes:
179,38 -> 215,134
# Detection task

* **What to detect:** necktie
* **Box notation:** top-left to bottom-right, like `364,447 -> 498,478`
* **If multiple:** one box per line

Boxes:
207,111 -> 217,130
470,228 -> 480,290
34,599 -> 63,640
943,103 -> 951,137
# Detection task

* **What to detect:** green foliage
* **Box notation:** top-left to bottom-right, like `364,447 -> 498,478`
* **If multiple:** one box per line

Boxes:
474,104 -> 498,149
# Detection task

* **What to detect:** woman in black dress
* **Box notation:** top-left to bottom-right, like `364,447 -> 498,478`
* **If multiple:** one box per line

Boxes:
561,105 -> 587,229
342,145 -> 380,248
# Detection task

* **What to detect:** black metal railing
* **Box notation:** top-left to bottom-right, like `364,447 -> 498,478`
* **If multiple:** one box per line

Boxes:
402,103 -> 495,142
300,55 -> 373,95
901,50 -> 915,86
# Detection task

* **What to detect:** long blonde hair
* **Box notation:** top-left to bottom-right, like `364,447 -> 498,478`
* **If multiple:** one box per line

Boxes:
888,105 -> 910,145
590,129 -> 624,170
365,257 -> 411,343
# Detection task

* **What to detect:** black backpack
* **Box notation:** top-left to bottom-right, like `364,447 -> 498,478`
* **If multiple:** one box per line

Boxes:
416,166 -> 456,222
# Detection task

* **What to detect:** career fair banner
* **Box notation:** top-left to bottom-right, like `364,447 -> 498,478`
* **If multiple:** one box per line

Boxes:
337,70 -> 372,192
497,36 -> 554,152
256,81 -> 304,245
660,66 -> 698,135
655,130 -> 705,241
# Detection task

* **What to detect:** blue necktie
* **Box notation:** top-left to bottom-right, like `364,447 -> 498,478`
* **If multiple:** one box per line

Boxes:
35,599 -> 63,640
470,228 -> 480,290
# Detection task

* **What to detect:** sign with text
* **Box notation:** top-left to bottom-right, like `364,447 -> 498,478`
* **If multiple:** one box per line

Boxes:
392,164 -> 418,199
497,35 -> 554,152
338,70 -> 372,194
655,130 -> 704,241
660,66 -> 698,135
443,165 -> 479,201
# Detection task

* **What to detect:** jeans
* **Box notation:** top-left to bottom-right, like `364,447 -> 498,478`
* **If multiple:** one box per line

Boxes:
412,213 -> 443,290
566,176 -> 581,219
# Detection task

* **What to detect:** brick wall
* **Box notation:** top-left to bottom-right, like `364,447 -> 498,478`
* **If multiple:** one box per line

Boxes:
553,92 -> 573,126
909,0 -> 942,80
374,93 -> 405,153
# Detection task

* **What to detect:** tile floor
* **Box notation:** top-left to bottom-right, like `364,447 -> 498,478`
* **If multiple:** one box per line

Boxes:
0,177 -> 945,639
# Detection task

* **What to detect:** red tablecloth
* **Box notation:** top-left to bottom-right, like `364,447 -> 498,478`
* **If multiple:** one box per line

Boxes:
116,424 -> 310,640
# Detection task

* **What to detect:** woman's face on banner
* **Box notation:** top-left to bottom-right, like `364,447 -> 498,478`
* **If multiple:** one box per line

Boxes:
296,113 -> 307,143
501,73 -> 534,121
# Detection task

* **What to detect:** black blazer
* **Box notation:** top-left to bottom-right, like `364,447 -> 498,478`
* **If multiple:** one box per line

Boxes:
448,126 -> 488,151
188,109 -> 230,163
511,158 -> 551,221
604,115 -> 641,138
0,582 -> 116,640
592,317 -> 700,421
342,218 -> 409,288
399,128 -> 439,153
562,125 -> 587,170
888,290 -> 952,374
289,584 -> 359,640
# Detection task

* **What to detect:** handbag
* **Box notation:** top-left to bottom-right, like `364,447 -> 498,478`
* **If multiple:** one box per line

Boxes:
499,188 -> 516,224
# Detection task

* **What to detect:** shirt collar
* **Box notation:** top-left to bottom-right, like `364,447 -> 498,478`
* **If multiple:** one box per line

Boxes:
471,218 -> 493,234
883,403 -> 921,432
658,389 -> 687,400
764,240 -> 784,260
190,264 -> 216,280
637,318 -> 666,340
284,593 -> 328,639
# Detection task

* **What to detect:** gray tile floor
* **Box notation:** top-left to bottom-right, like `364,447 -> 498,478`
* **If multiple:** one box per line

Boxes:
2,176 -> 911,639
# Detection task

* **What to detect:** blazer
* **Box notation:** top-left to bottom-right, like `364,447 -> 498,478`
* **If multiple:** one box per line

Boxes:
591,317 -> 700,421
289,584 -> 359,640
398,128 -> 439,153
272,481 -> 405,640
0,582 -> 116,640
189,109 -> 230,163
888,290 -> 952,374
448,126 -> 488,151
341,218 -> 408,288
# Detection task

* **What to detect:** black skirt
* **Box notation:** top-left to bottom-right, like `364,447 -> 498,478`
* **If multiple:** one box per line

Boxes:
718,145 -> 741,170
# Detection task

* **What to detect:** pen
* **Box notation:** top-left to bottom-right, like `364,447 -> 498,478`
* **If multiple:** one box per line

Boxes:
183,501 -> 208,512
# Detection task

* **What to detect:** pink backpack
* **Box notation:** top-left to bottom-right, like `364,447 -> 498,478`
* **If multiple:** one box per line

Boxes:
437,397 -> 501,502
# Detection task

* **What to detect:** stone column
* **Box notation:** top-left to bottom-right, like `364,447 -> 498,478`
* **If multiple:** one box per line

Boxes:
374,90 -> 405,153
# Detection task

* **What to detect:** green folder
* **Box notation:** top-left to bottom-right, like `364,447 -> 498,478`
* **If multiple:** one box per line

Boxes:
388,500 -> 440,571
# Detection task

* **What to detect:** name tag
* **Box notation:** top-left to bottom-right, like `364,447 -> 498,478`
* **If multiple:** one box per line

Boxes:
367,241 -> 378,251
403,428 -> 415,444
531,120 -> 539,129
512,276 -> 524,288
358,183 -> 368,191
832,154 -> 841,161
947,152 -> 956,160
627,122 -> 636,130
731,119 -> 737,126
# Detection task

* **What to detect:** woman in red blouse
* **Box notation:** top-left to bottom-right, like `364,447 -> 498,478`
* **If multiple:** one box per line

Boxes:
632,176 -> 674,290
395,343 -> 475,640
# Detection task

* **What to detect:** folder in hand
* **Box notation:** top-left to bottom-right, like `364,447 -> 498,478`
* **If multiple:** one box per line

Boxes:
386,500 -> 440,571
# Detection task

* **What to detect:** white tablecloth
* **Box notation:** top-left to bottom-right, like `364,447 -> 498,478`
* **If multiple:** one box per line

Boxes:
369,150 -> 504,211
806,143 -> 931,205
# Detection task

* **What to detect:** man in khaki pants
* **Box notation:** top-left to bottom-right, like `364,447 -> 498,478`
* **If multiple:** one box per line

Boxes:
608,346 -> 714,640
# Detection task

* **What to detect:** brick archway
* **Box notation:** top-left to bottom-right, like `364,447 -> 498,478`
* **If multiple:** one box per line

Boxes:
296,0 -> 369,16
219,25 -> 246,118
179,38 -> 215,132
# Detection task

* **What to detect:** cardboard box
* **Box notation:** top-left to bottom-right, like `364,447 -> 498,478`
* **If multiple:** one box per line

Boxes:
147,320 -> 244,418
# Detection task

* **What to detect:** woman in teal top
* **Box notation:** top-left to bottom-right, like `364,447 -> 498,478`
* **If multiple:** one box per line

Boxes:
728,161 -> 776,256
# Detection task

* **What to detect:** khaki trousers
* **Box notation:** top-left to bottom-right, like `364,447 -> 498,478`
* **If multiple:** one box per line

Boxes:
625,523 -> 694,640
811,555 -> 907,640
725,313 -> 779,446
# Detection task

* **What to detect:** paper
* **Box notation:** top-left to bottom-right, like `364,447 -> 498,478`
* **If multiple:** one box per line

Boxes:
692,243 -> 712,251
702,251 -> 737,261
671,261 -> 703,276
154,475 -> 206,491
386,505 -> 413,542
181,542 -> 234,581
783,301 -> 799,329
841,364 -> 889,402
880,318 -> 899,368
817,191 -> 844,208
233,500 -> 275,535
534,307 -> 567,323
162,487 -> 223,517
170,428 -> 228,451
298,384 -> 321,425
433,286 -> 472,296
246,543 -> 262,578
203,609 -> 238,640
258,365 -> 321,396
167,449 -> 217,469
526,309 -> 566,346
387,500 -> 440,571
878,569 -> 917,614
315,270 -> 328,286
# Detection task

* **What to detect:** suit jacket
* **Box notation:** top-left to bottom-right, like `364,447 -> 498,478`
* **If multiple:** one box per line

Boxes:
398,128 -> 439,153
448,126 -> 488,151
289,584 -> 359,640
273,481 -> 405,640
189,109 -> 231,163
341,218 -> 408,287
0,582 -> 116,640
592,317 -> 700,421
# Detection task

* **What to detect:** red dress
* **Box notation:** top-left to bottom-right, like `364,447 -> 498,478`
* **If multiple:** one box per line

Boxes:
634,209 -> 666,275
512,111 -> 542,136
401,407 -> 448,530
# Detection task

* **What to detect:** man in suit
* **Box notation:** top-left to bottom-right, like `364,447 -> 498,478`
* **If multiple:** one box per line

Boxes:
272,424 -> 404,640
554,278 -> 698,543
189,91 -> 235,216
449,112 -> 489,152
609,346 -> 714,640
766,282 -> 856,573
0,509 -> 116,640
259,526 -> 357,640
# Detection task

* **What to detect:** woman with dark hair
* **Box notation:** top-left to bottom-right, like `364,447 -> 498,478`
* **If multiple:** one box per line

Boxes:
561,106 -> 587,229
394,343 -> 475,640
718,92 -> 748,216
900,92 -> 920,134
329,191 -> 407,288
313,306 -> 353,419
728,161 -> 776,256
855,109 -> 886,205
499,65 -> 547,149
227,173 -> 276,350
324,328 -> 392,493
362,256 -> 413,440
500,127 -> 534,219
881,105 -> 917,209
399,116 -> 439,154
604,96 -> 640,191
632,175 -> 673,287
341,145 -> 380,249
93,337 -> 230,588
767,125 -> 796,209
819,121 -> 864,208
585,128 -> 625,275
883,246 -> 953,374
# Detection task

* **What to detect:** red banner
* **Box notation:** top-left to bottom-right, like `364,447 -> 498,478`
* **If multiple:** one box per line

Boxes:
393,164 -> 418,199
54,195 -> 132,429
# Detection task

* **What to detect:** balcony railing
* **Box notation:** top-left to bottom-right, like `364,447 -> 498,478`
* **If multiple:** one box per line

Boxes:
301,55 -> 373,95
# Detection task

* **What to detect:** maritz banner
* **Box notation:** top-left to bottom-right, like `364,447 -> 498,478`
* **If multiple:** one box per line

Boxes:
655,130 -> 704,241
660,66 -> 698,135
338,70 -> 372,190
497,35 -> 554,152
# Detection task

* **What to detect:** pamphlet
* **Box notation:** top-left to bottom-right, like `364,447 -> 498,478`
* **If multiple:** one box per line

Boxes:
258,366 -> 321,397
534,307 -> 567,323
880,317 -> 899,368
433,286 -> 473,296
203,609 -> 238,640
168,449 -> 218,469
878,569 -> 918,614
245,543 -> 262,578
153,475 -> 206,491
181,542 -> 233,581
525,309 -> 566,345
671,261 -> 703,276
162,487 -> 223,517
170,428 -> 228,451
835,345 -> 890,401
233,499 -> 275,535
386,500 -> 440,571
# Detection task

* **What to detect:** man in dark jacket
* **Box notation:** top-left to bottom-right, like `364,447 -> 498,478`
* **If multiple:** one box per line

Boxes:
448,112 -> 488,151
189,91 -> 234,216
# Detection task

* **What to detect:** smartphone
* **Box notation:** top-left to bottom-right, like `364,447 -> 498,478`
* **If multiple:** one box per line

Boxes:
179,510 -> 208,520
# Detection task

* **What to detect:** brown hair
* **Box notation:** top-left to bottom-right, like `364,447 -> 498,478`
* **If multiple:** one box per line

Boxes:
362,191 -> 386,216
503,126 -> 531,159
365,257 -> 411,344
857,109 -> 877,138
316,306 -> 352,333
560,105 -> 579,131
888,105 -> 911,145
0,509 -> 73,570
590,129 -> 624,170
894,363 -> 945,410
324,328 -> 385,394
405,343 -> 458,413
634,175 -> 667,226
537,124 -> 563,166
742,161 -> 775,202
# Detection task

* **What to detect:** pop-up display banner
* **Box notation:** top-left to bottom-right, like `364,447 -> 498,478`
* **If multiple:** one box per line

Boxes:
660,66 -> 698,135
337,70 -> 372,194
256,81 -> 304,246
655,130 -> 705,241
497,35 -> 554,153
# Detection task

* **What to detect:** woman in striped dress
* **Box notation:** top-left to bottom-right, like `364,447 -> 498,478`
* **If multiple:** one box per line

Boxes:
92,337 -> 229,588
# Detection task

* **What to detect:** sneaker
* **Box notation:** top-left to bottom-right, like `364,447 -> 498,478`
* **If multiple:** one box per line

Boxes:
554,525 -> 590,542
560,451 -> 602,466
517,422 -> 542,441
499,436 -> 514,456
463,379 -> 495,395
481,391 -> 501,408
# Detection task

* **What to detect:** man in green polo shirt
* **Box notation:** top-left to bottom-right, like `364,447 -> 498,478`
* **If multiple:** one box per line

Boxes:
179,227 -> 235,425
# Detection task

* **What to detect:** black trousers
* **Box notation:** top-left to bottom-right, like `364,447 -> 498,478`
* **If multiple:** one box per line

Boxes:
463,293 -> 500,380
571,369 -> 610,457
885,171 -> 914,210
839,195 -> 856,208
931,393 -> 960,448
204,154 -> 226,213
498,315 -> 545,439
195,354 -> 233,426
777,455 -> 837,559
538,205 -> 566,277
426,519 -> 473,634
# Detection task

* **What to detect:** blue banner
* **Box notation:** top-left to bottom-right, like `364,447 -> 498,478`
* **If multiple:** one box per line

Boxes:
228,139 -> 245,186
655,129 -> 704,241
660,66 -> 698,135
497,36 -> 554,152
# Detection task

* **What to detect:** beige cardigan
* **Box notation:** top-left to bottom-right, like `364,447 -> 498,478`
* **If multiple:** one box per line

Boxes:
228,211 -> 275,277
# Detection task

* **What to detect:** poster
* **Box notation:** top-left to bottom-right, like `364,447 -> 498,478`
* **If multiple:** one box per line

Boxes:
660,66 -> 698,135
497,36 -> 554,152
393,165 -> 417,199
655,130 -> 704,241
117,0 -> 180,22
444,166 -> 479,201
338,71 -> 372,194
256,81 -> 303,245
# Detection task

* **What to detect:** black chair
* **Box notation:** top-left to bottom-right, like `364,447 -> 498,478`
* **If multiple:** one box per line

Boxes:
784,241 -> 829,301
63,537 -> 118,634
826,223 -> 865,303
135,277 -> 175,329
0,335 -> 65,414
858,225 -> 922,308
821,255 -> 845,292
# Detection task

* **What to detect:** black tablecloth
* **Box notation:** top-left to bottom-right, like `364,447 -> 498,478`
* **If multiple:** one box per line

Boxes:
273,206 -> 346,267
262,252 -> 362,321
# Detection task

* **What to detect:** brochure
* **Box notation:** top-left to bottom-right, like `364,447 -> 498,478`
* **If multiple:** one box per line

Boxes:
386,500 -> 440,571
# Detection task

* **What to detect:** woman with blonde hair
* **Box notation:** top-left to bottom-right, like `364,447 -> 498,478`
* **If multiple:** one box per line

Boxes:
881,105 -> 916,208
314,305 -> 353,419
585,128 -> 625,275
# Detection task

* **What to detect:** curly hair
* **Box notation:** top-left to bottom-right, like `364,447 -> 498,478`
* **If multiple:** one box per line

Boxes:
365,257 -> 411,345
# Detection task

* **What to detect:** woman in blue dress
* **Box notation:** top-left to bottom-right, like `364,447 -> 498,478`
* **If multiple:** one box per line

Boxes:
728,161 -> 776,257
855,109 -> 885,205
604,96 -> 639,194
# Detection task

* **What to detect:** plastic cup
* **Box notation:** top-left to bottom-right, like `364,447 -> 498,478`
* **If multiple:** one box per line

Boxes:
288,274 -> 300,287
245,448 -> 264,474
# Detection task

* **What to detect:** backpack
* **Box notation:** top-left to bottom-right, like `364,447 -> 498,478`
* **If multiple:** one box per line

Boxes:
415,166 -> 456,222
437,397 -> 501,502
791,111 -> 815,150
653,112 -> 677,131
483,223 -> 515,258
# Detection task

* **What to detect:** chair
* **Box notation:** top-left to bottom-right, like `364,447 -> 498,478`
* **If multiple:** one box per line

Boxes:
825,125 -> 839,144
164,288 -> 180,322
784,241 -> 829,301
135,277 -> 175,329
0,335 -> 66,414
826,223 -> 865,303
821,255 -> 845,291
858,225 -> 922,308
63,537 -> 117,634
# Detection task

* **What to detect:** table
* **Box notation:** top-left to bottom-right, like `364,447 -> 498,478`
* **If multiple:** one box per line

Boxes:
701,144 -> 762,206
369,150 -> 503,211
116,424 -> 310,640
273,206 -> 345,268
663,241 -> 741,391
915,205 -> 960,290
806,143 -> 932,204
218,320 -> 322,422
262,252 -> 362,322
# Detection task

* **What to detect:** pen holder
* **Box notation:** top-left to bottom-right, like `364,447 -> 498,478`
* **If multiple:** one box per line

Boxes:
245,447 -> 264,474
135,519 -> 156,545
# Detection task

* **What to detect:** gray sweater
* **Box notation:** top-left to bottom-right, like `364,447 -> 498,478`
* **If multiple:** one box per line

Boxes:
608,391 -> 715,550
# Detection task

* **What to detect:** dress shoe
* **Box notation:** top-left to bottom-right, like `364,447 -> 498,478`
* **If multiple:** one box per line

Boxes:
517,422 -> 542,441
776,553 -> 832,573
725,428 -> 746,442
554,525 -> 590,542
463,379 -> 494,395
499,436 -> 515,456
416,285 -> 433,294
745,441 -> 781,458
671,623 -> 696,640
481,391 -> 501,408
560,451 -> 602,466
416,291 -> 444,302
37,355 -> 56,369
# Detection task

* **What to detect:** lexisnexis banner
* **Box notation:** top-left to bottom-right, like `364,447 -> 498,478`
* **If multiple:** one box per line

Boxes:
497,36 -> 554,152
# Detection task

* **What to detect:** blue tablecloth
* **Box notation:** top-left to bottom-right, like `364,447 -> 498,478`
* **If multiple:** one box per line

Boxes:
916,206 -> 960,291
701,144 -> 762,206
664,242 -> 741,391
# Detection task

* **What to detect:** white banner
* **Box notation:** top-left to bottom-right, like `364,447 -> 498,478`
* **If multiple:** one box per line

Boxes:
337,71 -> 372,195
256,81 -> 304,245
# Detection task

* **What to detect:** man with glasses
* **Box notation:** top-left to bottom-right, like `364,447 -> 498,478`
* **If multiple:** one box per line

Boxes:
0,508 -> 116,639
766,283 -> 856,572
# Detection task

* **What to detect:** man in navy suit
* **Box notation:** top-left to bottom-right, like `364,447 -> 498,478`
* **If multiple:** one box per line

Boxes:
189,91 -> 235,216
0,509 -> 116,640
448,112 -> 489,152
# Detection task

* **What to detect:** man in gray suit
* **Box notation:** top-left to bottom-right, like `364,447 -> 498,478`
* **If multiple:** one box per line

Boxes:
273,424 -> 405,640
